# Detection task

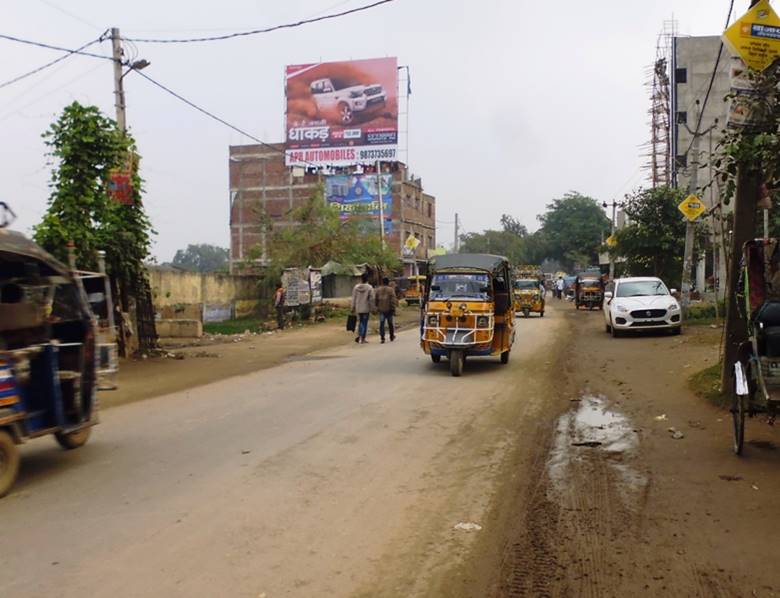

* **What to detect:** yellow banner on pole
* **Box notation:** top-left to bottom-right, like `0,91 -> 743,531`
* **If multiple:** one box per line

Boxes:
723,0 -> 780,72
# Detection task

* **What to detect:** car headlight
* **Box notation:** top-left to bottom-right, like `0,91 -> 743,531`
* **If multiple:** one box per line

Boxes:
616,305 -> 629,313
427,314 -> 439,327
476,315 -> 489,328
668,303 -> 680,311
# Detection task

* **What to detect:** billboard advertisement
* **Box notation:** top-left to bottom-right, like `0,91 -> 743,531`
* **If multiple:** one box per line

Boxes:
325,174 -> 393,235
285,57 -> 398,167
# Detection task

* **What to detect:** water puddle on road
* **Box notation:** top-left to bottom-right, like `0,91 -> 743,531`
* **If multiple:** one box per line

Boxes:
547,393 -> 646,502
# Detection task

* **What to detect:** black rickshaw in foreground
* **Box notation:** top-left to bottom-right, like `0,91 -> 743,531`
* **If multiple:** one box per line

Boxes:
0,229 -> 99,497
732,238 -> 780,455
420,254 -> 515,376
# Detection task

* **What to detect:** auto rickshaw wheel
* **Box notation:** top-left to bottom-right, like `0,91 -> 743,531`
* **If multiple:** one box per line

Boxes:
523,309 -> 530,318
55,427 -> 91,450
500,350 -> 510,364
449,350 -> 464,377
0,429 -> 19,498
540,311 -> 544,317
431,354 -> 441,364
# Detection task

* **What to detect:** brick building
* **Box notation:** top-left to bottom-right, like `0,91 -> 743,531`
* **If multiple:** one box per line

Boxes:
229,143 -> 435,276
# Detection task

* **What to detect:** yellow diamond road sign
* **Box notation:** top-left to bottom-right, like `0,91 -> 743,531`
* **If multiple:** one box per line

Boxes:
679,195 -> 706,221
723,0 -> 780,72
606,234 -> 617,248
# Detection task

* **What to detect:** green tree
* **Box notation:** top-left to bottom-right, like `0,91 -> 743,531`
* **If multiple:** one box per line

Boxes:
459,229 -> 527,263
34,102 -> 153,279
256,186 -> 400,272
499,214 -> 528,237
535,191 -> 610,270
612,186 -> 696,288
33,101 -> 155,352
171,244 -> 229,272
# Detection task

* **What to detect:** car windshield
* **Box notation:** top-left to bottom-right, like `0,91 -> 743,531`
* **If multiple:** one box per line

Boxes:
580,279 -> 600,287
514,280 -> 537,290
616,280 -> 669,297
430,273 -> 489,300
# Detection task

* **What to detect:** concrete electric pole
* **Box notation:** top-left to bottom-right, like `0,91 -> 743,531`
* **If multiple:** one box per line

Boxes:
111,28 -> 126,132
453,213 -> 459,253
680,102 -> 702,319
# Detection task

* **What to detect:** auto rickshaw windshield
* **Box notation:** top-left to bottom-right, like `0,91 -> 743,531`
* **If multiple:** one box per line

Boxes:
430,273 -> 489,301
513,280 -> 537,290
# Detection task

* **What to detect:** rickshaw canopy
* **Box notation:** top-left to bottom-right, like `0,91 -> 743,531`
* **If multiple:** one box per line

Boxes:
430,253 -> 509,274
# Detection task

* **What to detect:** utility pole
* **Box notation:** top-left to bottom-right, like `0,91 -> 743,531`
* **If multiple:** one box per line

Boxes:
376,160 -> 385,247
680,101 -> 701,319
609,201 -> 617,281
453,213 -> 460,253
721,0 -> 762,392
111,28 -> 126,132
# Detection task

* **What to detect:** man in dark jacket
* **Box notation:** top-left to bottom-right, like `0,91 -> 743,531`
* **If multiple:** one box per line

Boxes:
374,277 -> 399,343
273,282 -> 285,330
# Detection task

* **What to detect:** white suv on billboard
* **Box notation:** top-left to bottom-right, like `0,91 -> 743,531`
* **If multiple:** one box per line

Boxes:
603,277 -> 682,337
309,77 -> 387,125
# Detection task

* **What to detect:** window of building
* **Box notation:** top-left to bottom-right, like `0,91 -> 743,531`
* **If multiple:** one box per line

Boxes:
676,111 -> 687,124
415,196 -> 420,210
675,154 -> 688,169
427,203 -> 432,218
675,67 -> 687,84
428,235 -> 433,248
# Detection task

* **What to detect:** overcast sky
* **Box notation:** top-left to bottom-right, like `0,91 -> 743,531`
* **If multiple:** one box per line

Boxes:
2,0 -> 732,261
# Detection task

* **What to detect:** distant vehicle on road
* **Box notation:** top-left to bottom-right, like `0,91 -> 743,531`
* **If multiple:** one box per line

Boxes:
309,77 -> 387,125
603,276 -> 681,337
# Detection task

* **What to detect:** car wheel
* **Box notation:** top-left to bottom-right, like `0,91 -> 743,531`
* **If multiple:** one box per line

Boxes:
431,354 -> 441,364
671,326 -> 682,336
605,322 -> 612,333
0,430 -> 20,498
55,427 -> 91,450
611,323 -> 622,338
338,102 -> 353,124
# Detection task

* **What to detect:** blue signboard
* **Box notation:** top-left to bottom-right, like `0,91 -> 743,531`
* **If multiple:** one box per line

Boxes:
325,174 -> 393,234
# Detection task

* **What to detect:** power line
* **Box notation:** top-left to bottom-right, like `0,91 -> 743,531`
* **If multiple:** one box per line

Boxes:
132,69 -> 320,168
122,0 -> 398,43
683,0 -> 735,158
0,34 -> 107,90
0,32 -> 113,62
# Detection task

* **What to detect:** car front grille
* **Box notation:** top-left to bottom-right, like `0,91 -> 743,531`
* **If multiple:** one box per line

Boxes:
630,309 -> 666,318
630,320 -> 667,327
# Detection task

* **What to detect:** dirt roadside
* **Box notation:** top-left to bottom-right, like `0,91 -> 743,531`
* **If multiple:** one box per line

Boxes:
471,307 -> 780,597
99,306 -> 421,408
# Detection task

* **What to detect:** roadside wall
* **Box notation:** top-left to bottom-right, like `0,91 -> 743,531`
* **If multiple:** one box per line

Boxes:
148,266 -> 267,323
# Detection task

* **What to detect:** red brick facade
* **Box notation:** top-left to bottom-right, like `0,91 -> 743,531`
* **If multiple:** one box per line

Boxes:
229,143 -> 436,275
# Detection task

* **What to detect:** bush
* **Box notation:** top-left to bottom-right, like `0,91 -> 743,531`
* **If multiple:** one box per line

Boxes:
687,301 -> 725,321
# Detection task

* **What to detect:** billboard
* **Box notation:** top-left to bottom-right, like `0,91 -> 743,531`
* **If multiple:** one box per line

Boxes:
285,57 -> 398,167
325,174 -> 393,235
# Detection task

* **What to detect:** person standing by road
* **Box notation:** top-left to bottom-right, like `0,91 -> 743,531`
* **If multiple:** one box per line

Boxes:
555,276 -> 565,300
375,277 -> 399,343
351,273 -> 375,344
273,282 -> 286,330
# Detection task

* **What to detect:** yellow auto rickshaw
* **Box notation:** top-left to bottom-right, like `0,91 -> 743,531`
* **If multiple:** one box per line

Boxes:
404,275 -> 426,305
420,254 -> 515,376
513,278 -> 545,317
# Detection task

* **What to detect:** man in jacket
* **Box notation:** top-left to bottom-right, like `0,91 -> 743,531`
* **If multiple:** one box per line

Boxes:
374,277 -> 399,343
351,273 -> 375,344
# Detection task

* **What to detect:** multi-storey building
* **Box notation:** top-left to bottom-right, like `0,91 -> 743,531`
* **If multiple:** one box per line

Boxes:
228,143 -> 435,276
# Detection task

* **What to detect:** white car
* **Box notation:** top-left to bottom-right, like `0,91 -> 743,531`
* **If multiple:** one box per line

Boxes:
603,277 -> 681,337
309,78 -> 387,125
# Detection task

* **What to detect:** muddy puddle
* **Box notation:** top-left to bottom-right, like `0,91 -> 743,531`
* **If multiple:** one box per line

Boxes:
547,393 -> 646,501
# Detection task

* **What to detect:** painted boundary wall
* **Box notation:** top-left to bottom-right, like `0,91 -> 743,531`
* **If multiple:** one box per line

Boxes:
148,266 -> 266,323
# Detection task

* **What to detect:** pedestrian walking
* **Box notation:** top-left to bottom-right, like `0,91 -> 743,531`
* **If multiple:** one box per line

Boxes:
273,282 -> 285,330
375,277 -> 399,343
555,276 -> 564,300
351,273 -> 375,344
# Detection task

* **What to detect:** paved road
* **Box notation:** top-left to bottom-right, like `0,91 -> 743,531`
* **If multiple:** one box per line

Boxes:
0,307 -> 563,598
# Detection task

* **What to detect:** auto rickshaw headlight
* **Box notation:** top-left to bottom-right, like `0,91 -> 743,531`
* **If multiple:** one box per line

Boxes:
427,314 -> 439,327
458,303 -> 467,312
476,315 -> 489,328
